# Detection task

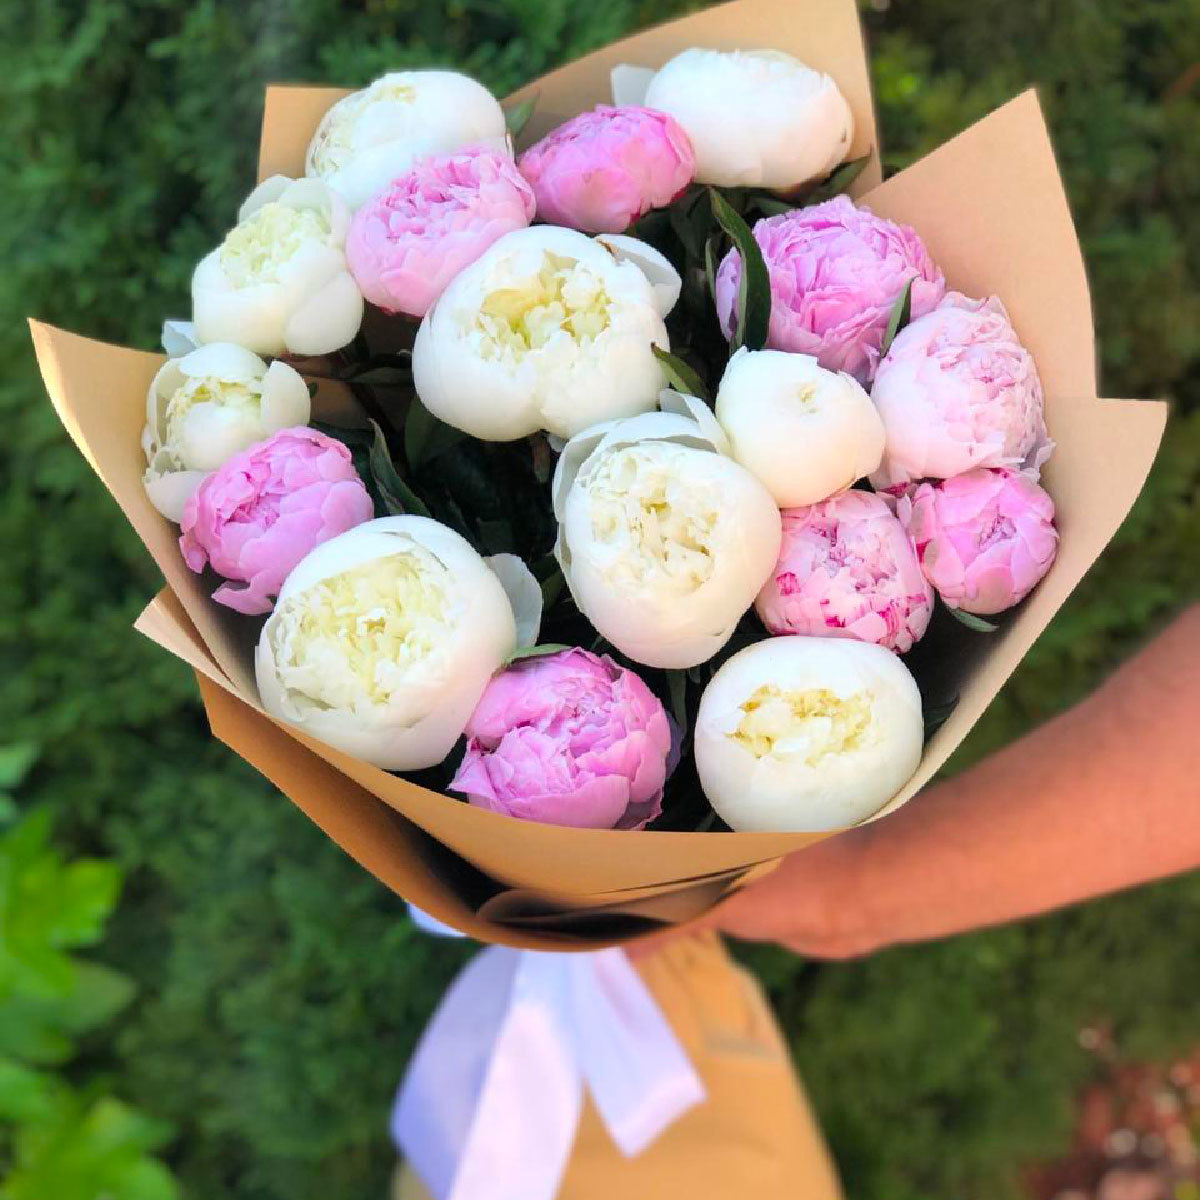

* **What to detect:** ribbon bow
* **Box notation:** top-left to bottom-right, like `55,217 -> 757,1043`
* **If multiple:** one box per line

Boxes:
392,914 -> 706,1200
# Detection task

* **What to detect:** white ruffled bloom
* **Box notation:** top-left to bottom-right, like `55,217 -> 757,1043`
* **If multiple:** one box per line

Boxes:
616,49 -> 853,190
306,71 -> 509,210
256,516 -> 521,771
142,343 -> 310,521
553,392 -> 782,669
695,636 -> 923,832
715,348 -> 885,507
192,176 -> 364,358
413,226 -> 677,441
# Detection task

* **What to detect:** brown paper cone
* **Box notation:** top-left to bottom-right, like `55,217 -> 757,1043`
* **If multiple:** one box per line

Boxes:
392,931 -> 842,1200
29,0 -> 1167,947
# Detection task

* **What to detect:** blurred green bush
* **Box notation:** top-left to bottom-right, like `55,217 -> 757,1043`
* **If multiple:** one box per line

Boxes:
0,1 -> 1196,1198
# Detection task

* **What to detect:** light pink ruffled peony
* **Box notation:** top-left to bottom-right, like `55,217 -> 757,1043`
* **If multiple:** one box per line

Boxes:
871,292 -> 1053,489
451,648 -> 674,829
896,468 -> 1058,615
714,195 -> 945,383
517,105 -> 695,233
179,427 -> 374,615
756,490 -> 933,654
345,147 -> 535,318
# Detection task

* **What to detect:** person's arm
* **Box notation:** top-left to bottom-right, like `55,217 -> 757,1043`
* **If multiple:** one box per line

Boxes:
698,604 -> 1200,959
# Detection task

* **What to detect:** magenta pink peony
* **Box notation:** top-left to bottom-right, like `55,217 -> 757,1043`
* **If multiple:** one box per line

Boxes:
517,105 -> 695,234
897,468 -> 1058,615
871,292 -> 1053,489
345,147 -> 535,318
756,490 -> 934,654
180,427 -> 374,616
451,648 -> 674,829
714,195 -> 945,383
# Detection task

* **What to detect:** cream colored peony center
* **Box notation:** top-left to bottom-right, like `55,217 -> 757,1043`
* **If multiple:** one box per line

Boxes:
729,685 -> 874,762
308,80 -> 417,176
220,202 -> 331,287
270,553 -> 451,711
583,443 -> 718,594
162,376 -> 262,451
475,252 -> 612,360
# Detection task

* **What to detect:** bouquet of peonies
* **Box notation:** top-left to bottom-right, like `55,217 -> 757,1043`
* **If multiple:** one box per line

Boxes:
32,0 -> 1166,947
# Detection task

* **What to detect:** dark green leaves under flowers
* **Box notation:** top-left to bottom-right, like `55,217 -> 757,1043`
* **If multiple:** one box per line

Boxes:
651,345 -> 710,401
881,275 -> 916,356
708,187 -> 772,352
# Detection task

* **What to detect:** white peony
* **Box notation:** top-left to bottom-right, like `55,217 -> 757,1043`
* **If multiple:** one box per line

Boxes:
256,516 -> 522,771
694,636 -> 923,832
615,49 -> 853,191
192,176 -> 363,358
553,392 -> 782,669
412,225 -> 677,441
714,348 -> 885,507
305,71 -> 509,210
142,343 -> 310,521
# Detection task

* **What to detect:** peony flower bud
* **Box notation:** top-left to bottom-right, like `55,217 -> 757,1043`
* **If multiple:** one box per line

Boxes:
871,293 -> 1053,488
192,176 -> 364,358
255,515 -> 518,770
412,225 -> 677,441
142,343 -> 311,521
517,105 -> 694,234
756,491 -> 933,654
451,648 -> 674,829
631,49 -> 853,190
896,468 -> 1059,615
714,347 -> 885,507
714,196 -> 945,383
179,428 -> 374,615
305,71 -> 509,210
553,392 -> 782,669
345,147 -> 535,319
694,636 -> 923,832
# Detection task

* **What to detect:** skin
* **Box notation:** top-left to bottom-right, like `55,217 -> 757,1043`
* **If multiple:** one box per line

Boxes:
648,604 -> 1200,959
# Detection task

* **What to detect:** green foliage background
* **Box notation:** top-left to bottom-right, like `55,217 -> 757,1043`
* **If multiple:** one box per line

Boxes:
1,1 -> 1197,1197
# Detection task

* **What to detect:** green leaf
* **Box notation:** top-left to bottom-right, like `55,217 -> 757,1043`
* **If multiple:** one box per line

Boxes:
367,420 -> 431,519
703,236 -> 719,301
651,345 -> 710,401
502,93 -> 537,139
948,606 -> 999,633
709,187 -> 771,351
881,276 -> 916,356
0,743 -> 38,790
922,695 -> 961,738
537,566 -> 565,610
504,643 -> 571,664
405,399 -> 466,469
807,153 -> 871,203
747,194 -> 795,217
667,187 -> 710,261
0,1057 -> 64,1122
666,669 -> 689,737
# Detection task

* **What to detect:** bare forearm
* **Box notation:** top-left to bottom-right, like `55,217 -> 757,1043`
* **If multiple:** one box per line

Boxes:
858,604 -> 1200,948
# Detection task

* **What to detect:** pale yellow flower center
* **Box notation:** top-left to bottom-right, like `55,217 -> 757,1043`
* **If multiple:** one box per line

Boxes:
163,376 -> 261,449
309,80 -> 418,176
271,553 -> 451,711
220,202 -> 331,287
729,686 -> 874,762
583,443 -> 718,594
475,253 -> 613,360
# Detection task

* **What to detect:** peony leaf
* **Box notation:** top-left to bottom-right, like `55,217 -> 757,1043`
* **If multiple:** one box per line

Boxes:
405,399 -> 466,469
709,188 -> 771,351
367,420 -> 431,520
948,606 -> 999,633
504,643 -> 571,665
922,694 -> 960,738
665,669 -> 689,737
806,153 -> 871,204
651,345 -> 710,401
503,94 -> 537,139
881,276 -> 916,356
703,236 -> 719,302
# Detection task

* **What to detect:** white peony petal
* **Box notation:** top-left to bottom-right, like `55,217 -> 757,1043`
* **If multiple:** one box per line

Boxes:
484,553 -> 543,649
610,63 -> 656,107
178,342 -> 268,384
260,360 -> 312,431
161,319 -> 199,357
238,174 -> 293,222
282,270 -> 364,357
595,233 -> 682,317
144,467 -> 208,523
177,403 -> 261,471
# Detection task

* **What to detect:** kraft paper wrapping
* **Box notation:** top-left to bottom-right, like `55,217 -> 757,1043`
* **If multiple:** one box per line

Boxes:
30,0 -> 1167,946
392,931 -> 843,1200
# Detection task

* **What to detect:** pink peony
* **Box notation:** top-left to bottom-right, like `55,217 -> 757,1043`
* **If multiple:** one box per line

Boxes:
756,490 -> 933,654
896,468 -> 1058,615
345,147 -> 535,318
871,293 -> 1053,489
517,105 -> 695,234
180,427 -> 374,615
714,195 -> 945,383
451,648 -> 674,829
